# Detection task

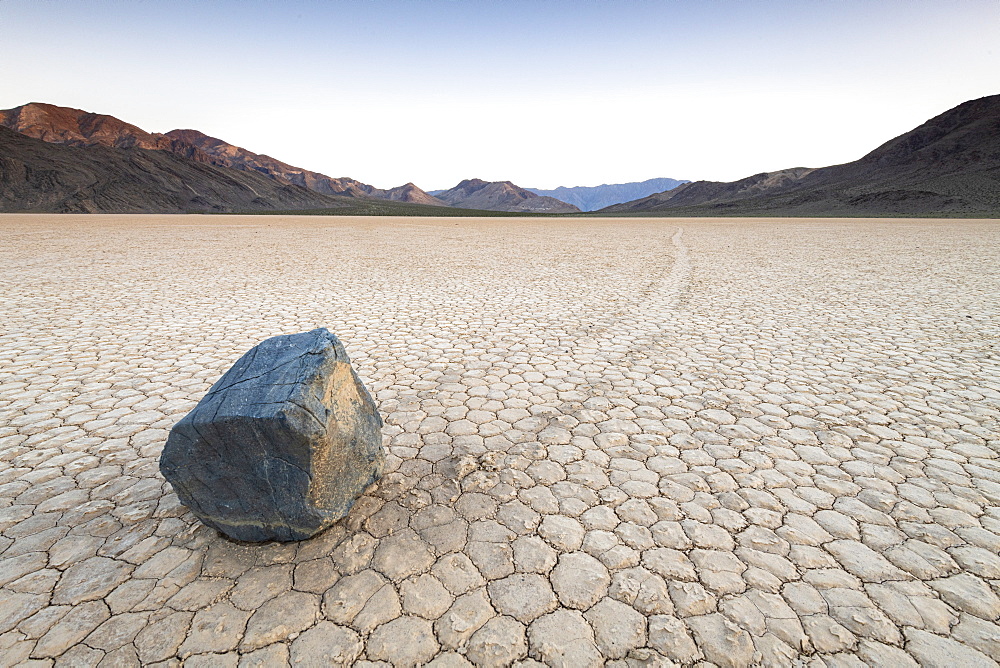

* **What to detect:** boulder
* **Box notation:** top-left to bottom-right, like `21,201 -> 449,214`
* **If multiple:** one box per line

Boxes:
160,328 -> 384,542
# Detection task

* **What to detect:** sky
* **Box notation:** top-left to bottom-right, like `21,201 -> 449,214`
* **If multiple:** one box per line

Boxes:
1,0 -> 998,190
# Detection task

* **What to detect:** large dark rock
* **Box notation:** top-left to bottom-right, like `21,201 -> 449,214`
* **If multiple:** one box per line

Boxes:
160,328 -> 384,542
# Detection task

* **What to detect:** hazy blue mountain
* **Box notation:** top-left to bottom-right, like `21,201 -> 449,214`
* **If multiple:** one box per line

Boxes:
526,178 -> 688,211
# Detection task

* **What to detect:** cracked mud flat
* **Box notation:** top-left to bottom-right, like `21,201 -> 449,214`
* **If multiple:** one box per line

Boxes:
1,214 -> 999,667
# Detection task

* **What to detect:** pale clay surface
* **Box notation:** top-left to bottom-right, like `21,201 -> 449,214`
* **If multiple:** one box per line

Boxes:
1,214 -> 999,667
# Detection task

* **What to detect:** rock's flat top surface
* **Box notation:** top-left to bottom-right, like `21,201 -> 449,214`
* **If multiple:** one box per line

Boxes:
1,214 -> 999,667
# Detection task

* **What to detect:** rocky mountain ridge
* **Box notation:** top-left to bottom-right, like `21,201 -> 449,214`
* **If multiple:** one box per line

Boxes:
0,103 -> 440,204
377,182 -> 448,206
0,102 -> 177,151
0,125 -> 348,213
603,94 -> 1000,217
161,128 -> 382,199
433,178 -> 580,213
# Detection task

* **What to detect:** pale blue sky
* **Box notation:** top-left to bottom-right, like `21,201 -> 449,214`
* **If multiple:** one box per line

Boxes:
2,0 -> 998,189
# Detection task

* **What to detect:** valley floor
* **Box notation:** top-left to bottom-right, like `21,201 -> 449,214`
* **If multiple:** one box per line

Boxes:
1,215 -> 999,666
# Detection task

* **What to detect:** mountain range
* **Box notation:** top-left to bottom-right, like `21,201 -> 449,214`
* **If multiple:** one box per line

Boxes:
0,102 -> 588,214
527,178 -> 688,211
0,103 -> 447,205
2,95 -> 998,216
601,94 -> 1000,217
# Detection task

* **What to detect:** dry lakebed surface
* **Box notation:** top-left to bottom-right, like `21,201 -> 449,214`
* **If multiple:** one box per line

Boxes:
1,214 -> 999,667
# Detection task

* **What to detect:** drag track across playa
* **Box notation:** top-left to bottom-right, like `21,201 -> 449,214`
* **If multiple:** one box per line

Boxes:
2,214 -> 1000,667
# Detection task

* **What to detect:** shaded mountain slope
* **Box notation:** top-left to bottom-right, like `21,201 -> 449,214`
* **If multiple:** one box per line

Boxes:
603,94 -> 1000,217
0,126 -> 349,214
527,177 -> 687,211
434,179 -> 580,213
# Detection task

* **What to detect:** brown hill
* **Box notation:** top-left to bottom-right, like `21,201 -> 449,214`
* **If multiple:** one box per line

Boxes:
379,182 -> 447,206
0,102 -> 175,151
0,103 -> 442,205
603,94 -> 1000,217
0,125 -> 349,214
434,178 -> 579,213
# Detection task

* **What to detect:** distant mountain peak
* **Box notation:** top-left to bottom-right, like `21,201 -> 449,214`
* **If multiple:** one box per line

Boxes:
381,182 -> 447,206
435,178 -> 580,213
